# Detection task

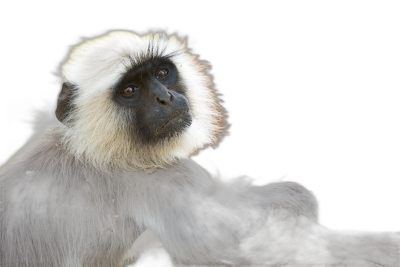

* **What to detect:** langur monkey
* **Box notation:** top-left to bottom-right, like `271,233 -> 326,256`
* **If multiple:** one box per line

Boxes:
0,31 -> 399,267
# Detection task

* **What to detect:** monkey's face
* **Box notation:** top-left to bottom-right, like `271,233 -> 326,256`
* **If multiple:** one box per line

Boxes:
58,31 -> 227,170
113,57 -> 192,143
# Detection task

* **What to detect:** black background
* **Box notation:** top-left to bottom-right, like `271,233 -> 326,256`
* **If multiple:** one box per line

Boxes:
0,2 -> 400,241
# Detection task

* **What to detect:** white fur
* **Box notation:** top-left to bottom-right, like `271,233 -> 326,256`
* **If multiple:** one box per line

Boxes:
60,31 -> 225,170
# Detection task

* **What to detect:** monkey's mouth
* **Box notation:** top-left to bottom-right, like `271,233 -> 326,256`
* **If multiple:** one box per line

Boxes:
155,109 -> 192,137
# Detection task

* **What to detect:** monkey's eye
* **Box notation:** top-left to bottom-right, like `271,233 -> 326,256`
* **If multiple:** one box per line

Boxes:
123,86 -> 139,96
156,68 -> 169,79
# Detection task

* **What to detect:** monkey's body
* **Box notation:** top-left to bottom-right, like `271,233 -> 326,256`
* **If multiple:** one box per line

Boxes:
0,127 -> 318,266
1,31 -> 399,266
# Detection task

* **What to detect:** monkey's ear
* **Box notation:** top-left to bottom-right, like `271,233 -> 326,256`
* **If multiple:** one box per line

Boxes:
56,82 -> 76,124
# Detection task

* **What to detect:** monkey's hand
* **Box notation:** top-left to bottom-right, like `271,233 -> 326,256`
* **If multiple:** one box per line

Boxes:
262,182 -> 318,222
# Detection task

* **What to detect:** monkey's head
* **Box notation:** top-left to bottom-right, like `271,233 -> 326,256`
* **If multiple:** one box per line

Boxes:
56,31 -> 227,171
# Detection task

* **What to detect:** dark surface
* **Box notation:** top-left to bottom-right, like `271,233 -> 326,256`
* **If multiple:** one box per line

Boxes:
0,3 -> 400,267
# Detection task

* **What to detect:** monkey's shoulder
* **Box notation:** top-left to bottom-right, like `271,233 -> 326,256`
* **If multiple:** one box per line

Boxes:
135,158 -> 211,179
115,158 -> 215,196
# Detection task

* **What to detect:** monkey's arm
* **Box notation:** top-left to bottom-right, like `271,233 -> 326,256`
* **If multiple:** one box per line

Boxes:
122,229 -> 163,263
138,162 -> 316,265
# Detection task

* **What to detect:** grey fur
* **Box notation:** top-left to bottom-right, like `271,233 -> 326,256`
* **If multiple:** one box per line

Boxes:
0,128 -> 318,266
0,30 -> 317,267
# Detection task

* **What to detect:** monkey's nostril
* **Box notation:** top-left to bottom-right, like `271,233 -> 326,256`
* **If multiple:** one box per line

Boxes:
157,97 -> 167,105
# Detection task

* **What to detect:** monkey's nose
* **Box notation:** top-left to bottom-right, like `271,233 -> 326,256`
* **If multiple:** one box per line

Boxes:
156,92 -> 173,105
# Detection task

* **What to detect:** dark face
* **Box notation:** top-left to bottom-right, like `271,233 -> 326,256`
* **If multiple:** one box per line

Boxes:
113,57 -> 192,143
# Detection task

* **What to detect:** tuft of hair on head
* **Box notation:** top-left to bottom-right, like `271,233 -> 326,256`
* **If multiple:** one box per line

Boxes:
58,31 -> 228,171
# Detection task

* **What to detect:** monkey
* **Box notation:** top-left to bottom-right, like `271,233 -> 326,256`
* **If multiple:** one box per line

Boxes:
0,31 -> 399,267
